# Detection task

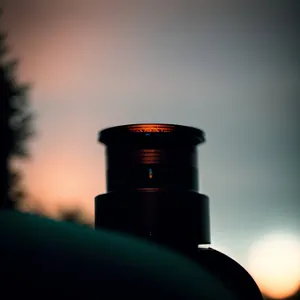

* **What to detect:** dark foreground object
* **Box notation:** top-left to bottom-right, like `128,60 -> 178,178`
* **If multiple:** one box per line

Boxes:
0,210 -> 237,299
95,123 -> 264,300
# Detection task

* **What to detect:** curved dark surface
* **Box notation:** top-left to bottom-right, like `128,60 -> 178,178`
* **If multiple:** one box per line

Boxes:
0,210 -> 237,299
194,248 -> 264,300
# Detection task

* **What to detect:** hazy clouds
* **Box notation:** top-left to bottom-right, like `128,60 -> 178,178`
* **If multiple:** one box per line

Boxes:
2,0 -> 300,265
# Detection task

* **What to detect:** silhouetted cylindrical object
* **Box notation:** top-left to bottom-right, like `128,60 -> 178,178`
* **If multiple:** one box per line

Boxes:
95,123 -> 263,300
100,124 -> 204,193
96,123 -> 210,251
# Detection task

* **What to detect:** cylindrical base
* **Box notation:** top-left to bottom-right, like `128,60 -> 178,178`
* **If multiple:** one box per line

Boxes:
94,192 -> 263,300
95,191 -> 210,252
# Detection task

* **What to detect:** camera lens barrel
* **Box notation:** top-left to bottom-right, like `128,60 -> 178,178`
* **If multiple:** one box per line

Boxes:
95,124 -> 210,249
95,123 -> 264,300
99,124 -> 205,193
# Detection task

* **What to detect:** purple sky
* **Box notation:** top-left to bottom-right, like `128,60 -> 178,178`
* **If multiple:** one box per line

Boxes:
2,0 -> 300,273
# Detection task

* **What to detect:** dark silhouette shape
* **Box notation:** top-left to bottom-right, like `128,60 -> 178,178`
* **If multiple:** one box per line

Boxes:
287,290 -> 300,300
0,210 -> 238,300
1,12 -> 34,209
289,290 -> 300,300
61,211 -> 81,223
95,123 -> 264,300
60,207 -> 88,226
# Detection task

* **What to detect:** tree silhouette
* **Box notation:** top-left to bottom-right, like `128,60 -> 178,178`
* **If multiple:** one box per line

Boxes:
61,209 -> 82,224
59,205 -> 92,227
1,10 -> 34,209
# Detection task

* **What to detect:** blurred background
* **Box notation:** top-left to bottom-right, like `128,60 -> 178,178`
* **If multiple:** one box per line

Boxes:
1,1 -> 299,299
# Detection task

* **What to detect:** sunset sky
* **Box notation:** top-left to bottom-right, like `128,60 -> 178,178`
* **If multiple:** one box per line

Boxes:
2,1 -> 300,292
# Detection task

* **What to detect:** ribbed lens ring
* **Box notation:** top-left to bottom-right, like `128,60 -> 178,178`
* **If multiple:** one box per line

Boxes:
99,124 -> 205,193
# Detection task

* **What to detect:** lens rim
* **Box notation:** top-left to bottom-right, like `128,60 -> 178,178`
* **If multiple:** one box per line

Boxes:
99,123 -> 205,146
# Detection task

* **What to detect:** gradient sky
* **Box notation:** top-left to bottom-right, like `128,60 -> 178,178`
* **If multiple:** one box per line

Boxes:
2,0 -> 300,271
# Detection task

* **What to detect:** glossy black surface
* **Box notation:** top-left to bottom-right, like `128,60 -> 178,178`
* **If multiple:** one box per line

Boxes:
95,123 -> 263,300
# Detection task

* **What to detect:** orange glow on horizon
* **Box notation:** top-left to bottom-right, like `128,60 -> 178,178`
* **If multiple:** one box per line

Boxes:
248,233 -> 300,299
15,147 -> 105,225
